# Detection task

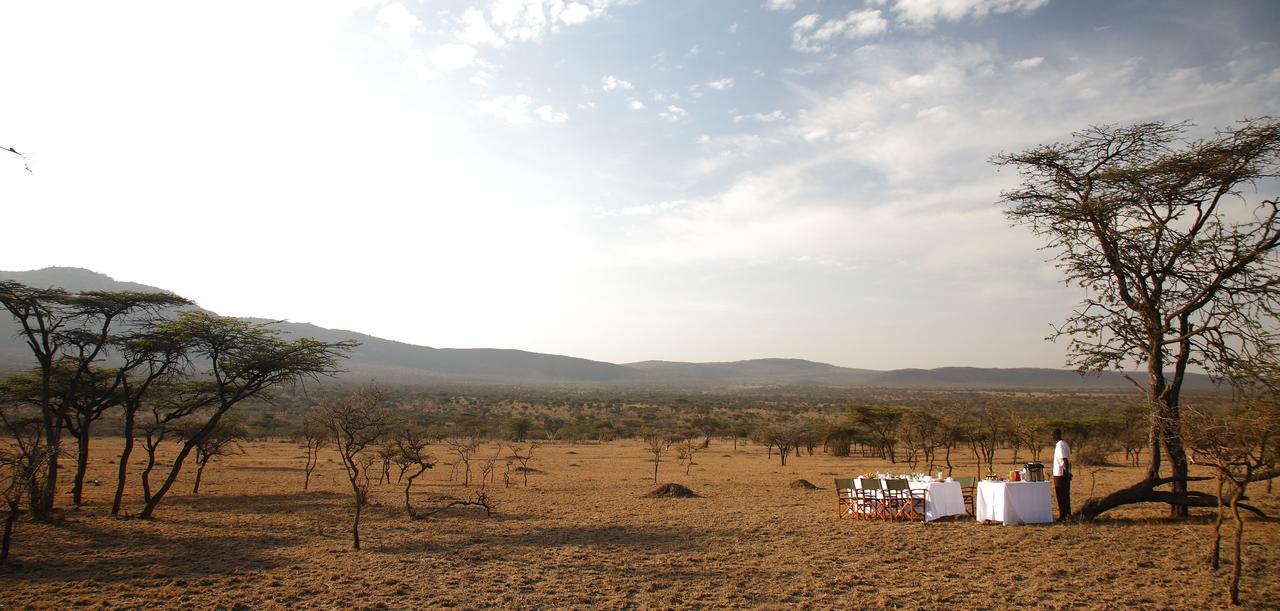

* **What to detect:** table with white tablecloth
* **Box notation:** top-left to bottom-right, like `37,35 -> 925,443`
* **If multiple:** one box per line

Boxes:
975,480 -> 1053,525
910,480 -> 967,522
852,479 -> 968,521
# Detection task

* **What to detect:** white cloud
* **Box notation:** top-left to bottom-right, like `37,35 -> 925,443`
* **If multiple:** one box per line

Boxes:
1010,56 -> 1044,70
427,43 -> 477,72
480,94 -> 535,123
791,10 -> 887,53
891,0 -> 1048,27
535,104 -> 569,123
480,94 -> 569,124
457,7 -> 505,48
733,110 -> 786,123
628,99 -> 646,110
601,74 -> 634,91
707,77 -> 735,91
374,3 -> 423,50
764,0 -> 797,11
686,44 -> 702,57
621,199 -> 686,216
658,105 -> 689,121
486,0 -> 625,43
728,23 -> 739,33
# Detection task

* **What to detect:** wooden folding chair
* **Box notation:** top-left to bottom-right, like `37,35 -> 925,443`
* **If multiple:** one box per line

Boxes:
835,478 -> 856,518
957,477 -> 977,516
884,478 -> 924,521
854,478 -> 884,520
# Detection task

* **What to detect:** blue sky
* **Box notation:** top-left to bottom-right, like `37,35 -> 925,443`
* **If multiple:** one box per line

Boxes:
2,0 -> 1278,368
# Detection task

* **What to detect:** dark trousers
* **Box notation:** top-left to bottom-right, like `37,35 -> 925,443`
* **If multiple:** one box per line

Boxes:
1052,474 -> 1071,520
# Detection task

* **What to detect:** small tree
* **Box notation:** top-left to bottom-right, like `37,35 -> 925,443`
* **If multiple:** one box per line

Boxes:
299,413 -> 328,491
0,402 -> 51,564
1185,399 -> 1278,606
676,437 -> 702,476
508,442 -> 537,487
393,425 -> 435,518
185,417 -> 246,494
644,434 -> 673,482
447,436 -> 481,487
507,416 -> 533,442
324,385 -> 390,550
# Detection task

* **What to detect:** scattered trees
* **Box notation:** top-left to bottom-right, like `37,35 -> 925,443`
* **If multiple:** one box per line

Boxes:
185,417 -> 247,494
996,118 -> 1280,519
299,413 -> 328,491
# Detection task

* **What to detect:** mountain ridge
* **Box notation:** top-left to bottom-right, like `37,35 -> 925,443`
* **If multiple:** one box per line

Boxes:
0,267 -> 1218,390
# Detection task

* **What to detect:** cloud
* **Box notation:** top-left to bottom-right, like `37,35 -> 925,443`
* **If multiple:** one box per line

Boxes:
480,94 -> 569,124
601,74 -> 634,91
764,0 -> 797,11
658,105 -> 689,122
728,23 -> 738,33
427,43 -> 477,72
374,3 -> 424,50
891,0 -> 1049,27
706,77 -> 735,91
457,8 -> 505,48
733,110 -> 786,123
791,10 -> 887,53
1010,56 -> 1044,70
486,0 -> 628,43
628,99 -> 646,110
535,104 -> 569,123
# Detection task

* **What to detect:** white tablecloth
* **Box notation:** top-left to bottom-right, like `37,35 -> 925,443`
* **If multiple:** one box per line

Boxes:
975,480 -> 1053,525
852,479 -> 967,521
911,480 -> 967,522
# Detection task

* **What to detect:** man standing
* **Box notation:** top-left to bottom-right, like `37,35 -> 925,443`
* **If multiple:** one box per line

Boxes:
1052,428 -> 1071,521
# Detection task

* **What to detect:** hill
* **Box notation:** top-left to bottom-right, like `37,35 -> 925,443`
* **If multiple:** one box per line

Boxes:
0,267 -> 1219,390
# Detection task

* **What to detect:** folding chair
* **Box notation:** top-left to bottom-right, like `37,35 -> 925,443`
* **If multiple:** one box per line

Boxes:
884,478 -> 924,521
854,478 -> 885,520
957,477 -> 977,517
835,478 -> 856,518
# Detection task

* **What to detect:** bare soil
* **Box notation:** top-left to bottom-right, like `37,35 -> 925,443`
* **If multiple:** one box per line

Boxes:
2,439 -> 1277,609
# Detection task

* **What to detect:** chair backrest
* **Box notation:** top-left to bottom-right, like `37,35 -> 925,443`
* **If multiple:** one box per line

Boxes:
884,478 -> 910,491
855,478 -> 880,491
956,476 -> 977,488
835,478 -> 854,491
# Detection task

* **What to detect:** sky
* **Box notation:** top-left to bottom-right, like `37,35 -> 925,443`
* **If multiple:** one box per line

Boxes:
2,0 -> 1279,369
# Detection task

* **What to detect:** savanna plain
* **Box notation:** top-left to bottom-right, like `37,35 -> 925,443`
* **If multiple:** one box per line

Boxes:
3,437 -> 1277,609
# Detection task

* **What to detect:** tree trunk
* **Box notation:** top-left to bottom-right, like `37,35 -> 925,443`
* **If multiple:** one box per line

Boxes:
1212,475 -> 1225,570
36,406 -> 59,518
352,497 -> 363,550
111,409 -> 138,516
192,461 -> 205,495
1,499 -> 18,563
71,423 -> 92,507
1229,485 -> 1244,606
653,458 -> 659,483
304,445 -> 317,491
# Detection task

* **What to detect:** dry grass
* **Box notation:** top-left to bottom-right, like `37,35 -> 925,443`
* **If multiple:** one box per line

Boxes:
2,438 -> 1278,609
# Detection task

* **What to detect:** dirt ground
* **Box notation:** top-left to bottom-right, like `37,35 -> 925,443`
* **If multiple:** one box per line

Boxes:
2,438 -> 1277,609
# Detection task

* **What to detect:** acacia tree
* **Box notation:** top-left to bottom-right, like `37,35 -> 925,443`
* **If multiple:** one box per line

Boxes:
0,400 -> 50,563
138,312 -> 354,519
394,425 -> 434,518
644,433 -> 673,482
0,282 -> 190,517
995,118 -> 1280,518
325,385 -> 389,550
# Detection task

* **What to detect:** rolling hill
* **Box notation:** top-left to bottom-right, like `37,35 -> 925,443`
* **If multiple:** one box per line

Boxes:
0,267 -> 1218,390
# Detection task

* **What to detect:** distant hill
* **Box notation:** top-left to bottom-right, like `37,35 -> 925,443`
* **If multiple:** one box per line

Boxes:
0,267 -> 1220,390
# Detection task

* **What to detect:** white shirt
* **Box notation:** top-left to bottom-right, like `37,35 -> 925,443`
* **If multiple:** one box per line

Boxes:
1053,439 -> 1070,476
